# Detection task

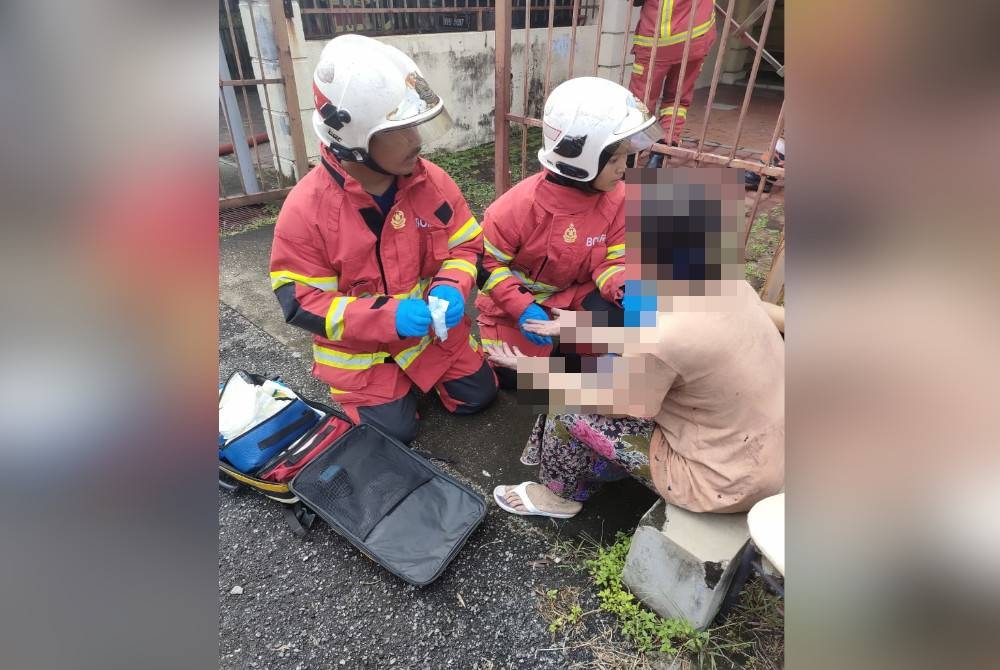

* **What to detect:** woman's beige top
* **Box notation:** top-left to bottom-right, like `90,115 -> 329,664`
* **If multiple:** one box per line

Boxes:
642,282 -> 785,512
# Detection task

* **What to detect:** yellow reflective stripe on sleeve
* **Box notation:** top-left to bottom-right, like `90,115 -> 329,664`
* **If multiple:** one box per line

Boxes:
483,237 -> 513,263
595,265 -> 625,291
512,269 -> 560,293
329,387 -> 350,395
394,335 -> 434,370
632,62 -> 644,75
313,344 -> 390,370
270,270 -> 339,292
605,244 -> 625,260
468,334 -> 480,352
447,217 -> 483,248
534,293 -> 555,304
659,106 -> 688,118
325,296 -> 355,341
440,258 -> 478,280
479,338 -> 503,348
483,267 -> 514,292
391,277 -> 431,300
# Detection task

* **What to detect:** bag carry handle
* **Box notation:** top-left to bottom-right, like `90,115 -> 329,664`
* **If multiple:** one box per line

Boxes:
218,473 -> 240,493
282,502 -> 316,538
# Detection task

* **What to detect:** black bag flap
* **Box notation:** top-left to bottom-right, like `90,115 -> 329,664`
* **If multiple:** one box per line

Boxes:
290,424 -> 486,586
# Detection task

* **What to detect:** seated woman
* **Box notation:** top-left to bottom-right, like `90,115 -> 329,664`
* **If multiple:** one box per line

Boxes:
484,168 -> 785,518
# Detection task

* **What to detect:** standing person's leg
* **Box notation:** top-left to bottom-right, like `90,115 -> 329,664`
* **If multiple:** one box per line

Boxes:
658,56 -> 707,144
628,46 -> 670,122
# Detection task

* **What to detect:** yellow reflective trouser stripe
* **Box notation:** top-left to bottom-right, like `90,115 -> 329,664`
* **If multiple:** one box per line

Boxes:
483,237 -> 513,263
632,62 -> 645,75
394,335 -> 433,370
659,106 -> 687,118
606,244 -> 625,260
313,344 -> 390,370
447,217 -> 483,248
512,269 -> 560,293
595,265 -> 624,290
270,270 -> 339,292
329,387 -> 350,395
326,296 -> 355,341
483,267 -> 514,292
441,258 -> 478,280
634,11 -> 715,47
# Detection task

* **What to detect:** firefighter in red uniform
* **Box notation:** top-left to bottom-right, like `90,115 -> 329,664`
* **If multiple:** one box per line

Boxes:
475,77 -> 663,388
269,35 -> 497,443
628,0 -> 717,167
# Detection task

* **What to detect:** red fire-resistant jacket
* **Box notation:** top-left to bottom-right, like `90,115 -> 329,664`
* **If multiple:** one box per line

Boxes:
633,0 -> 717,58
269,147 -> 484,399
474,172 -> 625,326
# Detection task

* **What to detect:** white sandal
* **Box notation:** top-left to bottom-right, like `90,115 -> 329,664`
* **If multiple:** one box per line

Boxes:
492,482 -> 580,519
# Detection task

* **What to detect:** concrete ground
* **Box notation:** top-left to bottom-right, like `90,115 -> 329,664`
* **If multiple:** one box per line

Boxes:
219,223 -> 658,669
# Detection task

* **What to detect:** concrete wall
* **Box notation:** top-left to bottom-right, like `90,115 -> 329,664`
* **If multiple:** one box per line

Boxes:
240,0 -> 598,178
237,0 -> 778,180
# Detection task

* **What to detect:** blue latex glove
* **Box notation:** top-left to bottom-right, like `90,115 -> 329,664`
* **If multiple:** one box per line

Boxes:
622,280 -> 658,328
518,303 -> 553,346
395,298 -> 432,338
428,285 -> 465,329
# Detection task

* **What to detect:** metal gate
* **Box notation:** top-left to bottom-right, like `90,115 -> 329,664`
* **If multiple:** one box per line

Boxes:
493,0 -> 785,300
219,0 -> 310,209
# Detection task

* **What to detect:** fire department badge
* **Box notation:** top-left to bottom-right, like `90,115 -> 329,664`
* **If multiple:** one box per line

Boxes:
391,210 -> 406,230
563,223 -> 578,243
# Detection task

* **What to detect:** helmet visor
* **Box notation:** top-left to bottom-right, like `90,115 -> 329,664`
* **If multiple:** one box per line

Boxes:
619,123 -> 665,155
371,106 -> 454,151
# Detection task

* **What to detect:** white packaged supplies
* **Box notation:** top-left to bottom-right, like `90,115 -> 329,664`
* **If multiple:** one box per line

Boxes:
218,375 -> 298,442
427,295 -> 449,342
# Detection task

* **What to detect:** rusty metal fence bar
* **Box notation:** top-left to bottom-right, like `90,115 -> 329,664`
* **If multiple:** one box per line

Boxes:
493,0 -> 786,295
219,0 -> 309,210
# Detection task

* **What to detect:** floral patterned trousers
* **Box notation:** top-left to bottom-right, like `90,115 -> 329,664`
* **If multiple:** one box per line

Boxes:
521,413 -> 656,502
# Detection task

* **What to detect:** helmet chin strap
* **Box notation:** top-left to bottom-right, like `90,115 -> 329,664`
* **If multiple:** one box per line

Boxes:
329,143 -> 394,176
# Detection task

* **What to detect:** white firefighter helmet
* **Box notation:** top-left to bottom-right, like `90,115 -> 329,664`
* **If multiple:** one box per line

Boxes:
310,34 -> 452,162
538,77 -> 663,182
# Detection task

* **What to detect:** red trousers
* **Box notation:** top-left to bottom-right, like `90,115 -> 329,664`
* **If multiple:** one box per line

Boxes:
628,48 -> 707,144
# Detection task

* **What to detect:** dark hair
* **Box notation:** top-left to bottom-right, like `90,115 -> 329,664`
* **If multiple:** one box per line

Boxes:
639,199 -> 725,281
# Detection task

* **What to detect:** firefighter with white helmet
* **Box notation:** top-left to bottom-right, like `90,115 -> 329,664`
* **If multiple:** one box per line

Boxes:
270,35 -> 497,443
475,76 -> 663,388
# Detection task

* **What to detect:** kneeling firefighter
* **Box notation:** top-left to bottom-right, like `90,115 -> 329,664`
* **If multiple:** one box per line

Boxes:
475,76 -> 663,388
269,35 -> 498,443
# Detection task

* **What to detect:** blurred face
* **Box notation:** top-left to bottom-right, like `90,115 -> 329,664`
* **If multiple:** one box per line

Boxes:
592,146 -> 630,192
368,126 -> 422,175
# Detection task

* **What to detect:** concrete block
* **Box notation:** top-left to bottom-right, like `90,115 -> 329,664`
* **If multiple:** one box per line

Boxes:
622,500 -> 749,630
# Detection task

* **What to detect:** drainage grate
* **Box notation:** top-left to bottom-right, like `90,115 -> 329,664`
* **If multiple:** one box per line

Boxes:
218,204 -> 277,236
